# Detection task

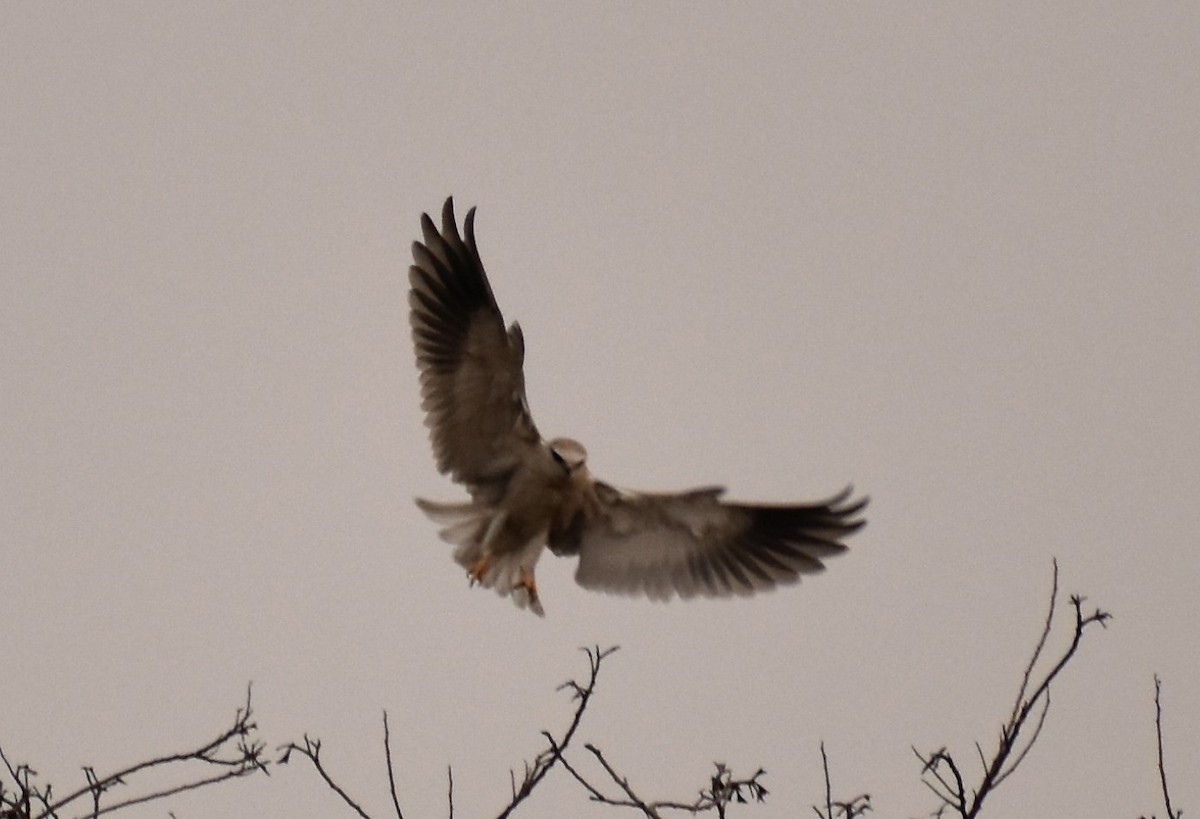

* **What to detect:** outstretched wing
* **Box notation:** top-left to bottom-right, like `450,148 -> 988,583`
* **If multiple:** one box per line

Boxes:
409,198 -> 543,501
566,484 -> 867,601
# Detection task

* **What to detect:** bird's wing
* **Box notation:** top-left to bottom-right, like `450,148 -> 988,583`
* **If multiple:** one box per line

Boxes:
409,198 -> 544,500
566,484 -> 866,600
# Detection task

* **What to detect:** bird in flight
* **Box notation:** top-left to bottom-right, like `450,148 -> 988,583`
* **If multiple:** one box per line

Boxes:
409,198 -> 866,615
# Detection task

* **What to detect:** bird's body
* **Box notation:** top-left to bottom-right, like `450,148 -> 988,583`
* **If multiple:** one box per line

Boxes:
409,198 -> 866,615
414,437 -> 594,614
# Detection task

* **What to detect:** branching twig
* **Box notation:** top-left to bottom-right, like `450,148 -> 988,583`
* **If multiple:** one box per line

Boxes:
912,747 -> 967,818
1143,675 -> 1181,819
811,743 -> 870,819
276,645 -> 619,819
915,560 -> 1110,818
278,736 -> 371,819
583,744 -> 661,818
0,747 -> 39,819
560,745 -> 766,818
494,645 -> 618,818
0,747 -> 45,819
0,688 -> 267,819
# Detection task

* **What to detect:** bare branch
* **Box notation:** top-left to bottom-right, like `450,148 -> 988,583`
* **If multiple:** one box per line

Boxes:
989,691 -> 1048,791
916,562 -> 1109,819
81,765 -> 261,818
819,742 -> 833,819
913,748 -> 966,818
555,746 -> 611,805
278,736 -> 371,819
811,743 -> 870,819
562,746 -> 767,818
494,645 -> 618,818
0,747 -> 48,819
0,688 -> 269,819
1009,559 -> 1059,727
584,745 -> 661,818
382,712 -> 404,819
1151,675 -> 1181,819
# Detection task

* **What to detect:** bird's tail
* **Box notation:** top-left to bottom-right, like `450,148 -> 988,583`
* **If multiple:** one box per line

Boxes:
414,498 -> 545,616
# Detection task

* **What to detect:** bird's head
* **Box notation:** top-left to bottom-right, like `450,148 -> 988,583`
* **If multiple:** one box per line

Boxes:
549,437 -> 588,475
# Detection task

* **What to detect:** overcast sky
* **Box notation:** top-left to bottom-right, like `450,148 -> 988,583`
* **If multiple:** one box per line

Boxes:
2,3 -> 1198,818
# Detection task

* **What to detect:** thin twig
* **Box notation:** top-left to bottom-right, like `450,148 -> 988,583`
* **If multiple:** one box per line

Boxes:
915,748 -> 967,818
566,746 -> 767,817
820,742 -> 833,819
0,746 -> 37,819
812,744 -> 870,819
383,712 -> 404,819
1009,560 -> 1059,726
1153,675 -> 1179,819
584,744 -> 660,818
28,687 -> 266,819
494,645 -> 618,819
278,737 -> 371,819
916,562 -> 1109,819
555,746 -> 610,805
989,691 -> 1049,791
82,766 -> 259,817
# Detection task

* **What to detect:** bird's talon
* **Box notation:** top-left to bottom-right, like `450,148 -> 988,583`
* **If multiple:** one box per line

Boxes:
515,567 -> 541,607
467,555 -> 491,586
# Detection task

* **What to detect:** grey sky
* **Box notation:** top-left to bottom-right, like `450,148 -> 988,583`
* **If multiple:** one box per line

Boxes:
2,3 -> 1198,817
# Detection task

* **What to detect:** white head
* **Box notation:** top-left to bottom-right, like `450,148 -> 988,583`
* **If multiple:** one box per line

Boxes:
549,437 -> 588,474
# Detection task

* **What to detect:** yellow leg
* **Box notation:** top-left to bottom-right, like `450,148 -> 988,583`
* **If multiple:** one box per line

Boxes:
467,554 -> 491,586
514,567 -> 541,610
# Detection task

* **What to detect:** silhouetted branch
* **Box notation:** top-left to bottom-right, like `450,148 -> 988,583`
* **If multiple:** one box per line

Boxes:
913,747 -> 966,819
0,688 -> 267,819
494,645 -> 618,818
276,708 -> 413,819
382,712 -> 404,819
1139,675 -> 1182,819
557,744 -> 766,818
580,744 -> 661,818
0,746 -> 47,819
914,560 -> 1109,818
282,642 -> 765,818
811,742 -> 870,819
277,645 -> 618,819
278,736 -> 370,819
